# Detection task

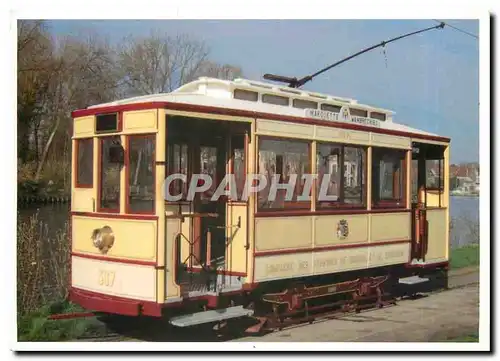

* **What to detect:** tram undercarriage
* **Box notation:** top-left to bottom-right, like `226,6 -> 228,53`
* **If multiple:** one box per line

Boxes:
166,262 -> 448,333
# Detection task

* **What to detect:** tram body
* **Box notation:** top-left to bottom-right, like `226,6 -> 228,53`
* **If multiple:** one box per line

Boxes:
69,77 -> 450,324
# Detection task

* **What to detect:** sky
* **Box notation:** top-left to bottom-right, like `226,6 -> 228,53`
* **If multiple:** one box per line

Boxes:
47,19 -> 479,164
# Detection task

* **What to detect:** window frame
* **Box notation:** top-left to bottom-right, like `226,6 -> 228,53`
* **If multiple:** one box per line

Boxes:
320,103 -> 342,113
315,142 -> 367,210
350,108 -> 369,117
95,112 -> 123,134
75,137 -> 94,188
233,89 -> 258,102
425,158 -> 445,192
370,111 -> 387,121
293,99 -> 318,110
256,136 -> 312,212
229,133 -> 248,204
261,94 -> 290,106
166,142 -> 190,202
125,134 -> 156,215
97,136 -> 122,213
371,147 -> 407,209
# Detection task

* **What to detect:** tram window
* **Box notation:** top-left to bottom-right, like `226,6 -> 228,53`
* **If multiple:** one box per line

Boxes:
343,146 -> 365,205
350,108 -> 368,117
258,138 -> 310,210
425,159 -> 444,190
231,135 -> 246,200
317,144 -> 341,204
167,143 -> 189,200
320,104 -> 341,113
293,99 -> 318,109
76,138 -> 93,188
200,146 -> 218,201
96,113 -> 119,133
262,94 -> 289,106
317,143 -> 365,208
99,137 -> 121,212
127,135 -> 155,213
370,112 -> 386,121
372,148 -> 406,207
234,89 -> 258,102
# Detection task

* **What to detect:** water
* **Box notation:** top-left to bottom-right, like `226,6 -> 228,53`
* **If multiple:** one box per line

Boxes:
449,196 -> 480,248
17,196 -> 479,250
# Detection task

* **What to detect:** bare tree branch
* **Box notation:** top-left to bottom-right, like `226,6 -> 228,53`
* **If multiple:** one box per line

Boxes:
116,32 -> 210,96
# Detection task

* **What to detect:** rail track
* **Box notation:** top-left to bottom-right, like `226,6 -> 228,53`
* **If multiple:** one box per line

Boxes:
73,268 -> 479,342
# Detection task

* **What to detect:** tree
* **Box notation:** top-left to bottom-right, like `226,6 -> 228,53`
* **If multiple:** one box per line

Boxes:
34,34 -> 119,181
194,60 -> 243,81
116,32 -> 209,96
17,20 -> 55,165
17,23 -> 245,192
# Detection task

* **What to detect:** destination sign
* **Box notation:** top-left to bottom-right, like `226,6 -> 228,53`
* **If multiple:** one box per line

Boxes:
304,109 -> 339,122
304,107 -> 381,128
350,116 -> 381,128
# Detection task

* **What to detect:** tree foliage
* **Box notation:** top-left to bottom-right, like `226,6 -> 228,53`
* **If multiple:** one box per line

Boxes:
17,21 -> 243,191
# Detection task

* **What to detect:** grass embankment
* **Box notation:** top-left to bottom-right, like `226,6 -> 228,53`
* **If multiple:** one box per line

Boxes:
444,333 -> 479,342
449,244 -> 479,270
17,212 -> 92,341
18,300 -> 92,341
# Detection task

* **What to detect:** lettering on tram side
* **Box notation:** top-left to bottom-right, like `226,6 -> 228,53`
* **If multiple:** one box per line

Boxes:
350,116 -> 381,127
98,270 -> 116,287
313,253 -> 368,273
369,251 -> 384,264
349,254 -> 368,264
368,246 -> 407,266
259,245 -> 408,279
304,107 -> 381,128
314,257 -> 339,269
304,109 -> 339,122
298,260 -> 309,270
263,258 -> 312,278
265,262 -> 295,276
384,250 -> 405,259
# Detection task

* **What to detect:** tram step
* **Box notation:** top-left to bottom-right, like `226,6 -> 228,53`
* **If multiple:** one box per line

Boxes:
169,306 -> 254,327
398,275 -> 430,285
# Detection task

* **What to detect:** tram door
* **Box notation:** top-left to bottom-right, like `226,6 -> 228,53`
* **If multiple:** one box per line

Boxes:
192,139 -> 227,268
167,116 -> 250,278
410,142 -> 445,261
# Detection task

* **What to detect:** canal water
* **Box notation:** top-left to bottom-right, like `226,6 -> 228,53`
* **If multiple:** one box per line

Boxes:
17,196 -> 480,249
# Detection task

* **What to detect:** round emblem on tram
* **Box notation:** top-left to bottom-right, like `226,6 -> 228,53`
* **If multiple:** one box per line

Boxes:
340,106 -> 350,121
91,226 -> 115,254
336,219 -> 349,240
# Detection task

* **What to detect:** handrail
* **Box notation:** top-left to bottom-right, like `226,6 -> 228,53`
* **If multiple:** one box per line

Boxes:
169,212 -> 240,291
166,212 -> 219,221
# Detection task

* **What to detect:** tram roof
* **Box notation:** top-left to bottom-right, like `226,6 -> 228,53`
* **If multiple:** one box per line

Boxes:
85,77 -> 443,138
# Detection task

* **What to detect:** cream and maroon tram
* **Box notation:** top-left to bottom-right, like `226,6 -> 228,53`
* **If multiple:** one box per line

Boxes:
69,77 -> 450,328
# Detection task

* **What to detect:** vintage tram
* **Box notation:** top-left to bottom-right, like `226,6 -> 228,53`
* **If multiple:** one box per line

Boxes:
69,77 -> 450,330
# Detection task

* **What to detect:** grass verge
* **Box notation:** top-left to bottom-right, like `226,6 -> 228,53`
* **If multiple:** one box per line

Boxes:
17,299 -> 92,342
449,244 -> 479,270
444,333 -> 479,342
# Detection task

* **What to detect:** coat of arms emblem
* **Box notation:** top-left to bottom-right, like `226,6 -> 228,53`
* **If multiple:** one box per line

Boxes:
337,219 -> 349,239
339,106 -> 351,121
91,226 -> 115,254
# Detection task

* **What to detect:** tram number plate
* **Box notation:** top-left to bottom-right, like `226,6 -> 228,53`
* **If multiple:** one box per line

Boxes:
98,270 -> 116,287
